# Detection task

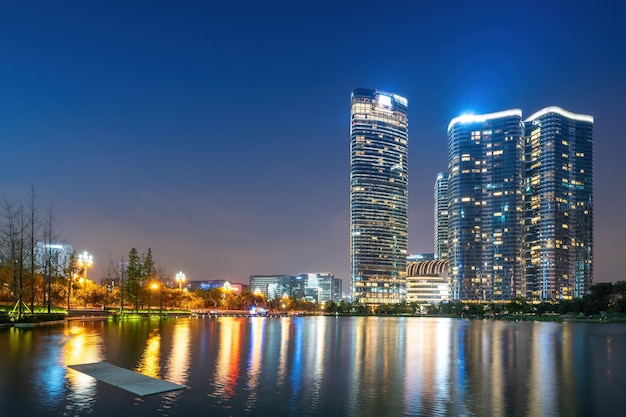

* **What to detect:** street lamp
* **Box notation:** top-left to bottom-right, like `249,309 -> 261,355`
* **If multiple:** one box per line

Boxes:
183,288 -> 190,310
77,251 -> 93,285
67,272 -> 79,312
175,271 -> 186,290
149,282 -> 159,316
77,251 -> 93,307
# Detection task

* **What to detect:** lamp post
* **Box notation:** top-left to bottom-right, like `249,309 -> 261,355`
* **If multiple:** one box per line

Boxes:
67,272 -> 78,312
149,282 -> 159,317
77,251 -> 93,307
183,288 -> 190,310
156,283 -> 163,316
175,271 -> 186,290
223,281 -> 231,310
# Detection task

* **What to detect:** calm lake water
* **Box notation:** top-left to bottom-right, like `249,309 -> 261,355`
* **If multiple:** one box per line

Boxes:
0,316 -> 624,417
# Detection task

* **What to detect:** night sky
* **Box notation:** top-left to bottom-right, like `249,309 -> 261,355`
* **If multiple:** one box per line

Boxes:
1,1 -> 624,285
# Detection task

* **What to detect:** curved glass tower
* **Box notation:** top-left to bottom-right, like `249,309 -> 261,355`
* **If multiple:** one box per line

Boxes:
350,88 -> 408,305
447,110 -> 524,301
524,106 -> 593,300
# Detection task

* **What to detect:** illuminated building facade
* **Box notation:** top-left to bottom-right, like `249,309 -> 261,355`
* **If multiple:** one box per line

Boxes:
523,107 -> 593,300
332,278 -> 343,301
297,272 -> 335,303
350,88 -> 408,305
34,242 -> 74,274
447,110 -> 524,301
406,259 -> 450,304
249,275 -> 292,299
434,172 -> 449,260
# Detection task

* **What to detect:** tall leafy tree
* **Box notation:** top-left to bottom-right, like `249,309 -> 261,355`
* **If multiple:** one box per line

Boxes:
41,207 -> 61,313
125,248 -> 142,311
64,251 -> 80,311
142,248 -> 155,310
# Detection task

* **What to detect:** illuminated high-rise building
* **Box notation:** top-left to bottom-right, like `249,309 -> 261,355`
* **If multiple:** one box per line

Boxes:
523,107 -> 593,300
434,172 -> 449,260
297,272 -> 336,303
447,110 -> 524,301
34,242 -> 74,274
350,88 -> 408,305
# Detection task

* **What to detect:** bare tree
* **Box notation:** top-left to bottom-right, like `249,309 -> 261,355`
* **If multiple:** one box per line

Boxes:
28,185 -> 38,312
40,207 -> 62,313
1,198 -> 19,304
2,197 -> 29,319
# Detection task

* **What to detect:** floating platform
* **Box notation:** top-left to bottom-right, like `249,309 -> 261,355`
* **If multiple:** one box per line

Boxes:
68,362 -> 186,396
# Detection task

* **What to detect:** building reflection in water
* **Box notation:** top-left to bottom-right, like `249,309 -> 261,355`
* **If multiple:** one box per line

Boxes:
277,317 -> 290,386
54,316 -> 614,417
212,317 -> 242,400
62,324 -> 104,414
402,318 -> 454,414
136,331 -> 161,378
2,316 -> 624,416
165,320 -> 192,386
289,317 -> 304,404
245,315 -> 265,410
300,316 -> 326,408
346,317 -> 363,416
528,323 -> 557,416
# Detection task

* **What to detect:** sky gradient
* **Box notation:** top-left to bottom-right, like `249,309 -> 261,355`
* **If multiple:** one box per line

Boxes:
2,1 -> 624,285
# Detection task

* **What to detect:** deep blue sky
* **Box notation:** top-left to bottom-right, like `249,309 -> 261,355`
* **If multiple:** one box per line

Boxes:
1,1 -> 624,284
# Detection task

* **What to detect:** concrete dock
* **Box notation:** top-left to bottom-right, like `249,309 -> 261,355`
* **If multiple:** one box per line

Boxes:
68,362 -> 186,396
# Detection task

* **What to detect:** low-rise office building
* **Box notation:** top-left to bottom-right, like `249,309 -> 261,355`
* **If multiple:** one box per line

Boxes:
406,259 -> 450,304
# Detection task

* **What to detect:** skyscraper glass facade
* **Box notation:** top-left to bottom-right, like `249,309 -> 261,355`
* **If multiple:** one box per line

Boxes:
523,107 -> 593,300
434,172 -> 449,260
350,88 -> 408,305
447,110 -> 524,301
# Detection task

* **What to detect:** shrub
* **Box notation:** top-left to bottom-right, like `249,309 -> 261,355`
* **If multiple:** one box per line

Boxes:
13,313 -> 66,323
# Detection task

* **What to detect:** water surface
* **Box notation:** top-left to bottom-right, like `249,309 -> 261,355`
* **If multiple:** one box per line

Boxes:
0,316 -> 624,416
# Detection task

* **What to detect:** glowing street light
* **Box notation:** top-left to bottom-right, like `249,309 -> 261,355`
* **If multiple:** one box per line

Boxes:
77,251 -> 93,287
149,282 -> 159,315
152,282 -> 164,316
175,271 -> 186,290
77,251 -> 93,307
223,281 -> 231,310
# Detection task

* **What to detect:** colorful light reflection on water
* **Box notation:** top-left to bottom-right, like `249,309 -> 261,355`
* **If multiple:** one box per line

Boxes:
1,317 -> 625,416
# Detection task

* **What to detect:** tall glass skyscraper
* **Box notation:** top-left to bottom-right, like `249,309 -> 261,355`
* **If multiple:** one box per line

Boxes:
434,172 -> 449,260
350,88 -> 408,305
447,110 -> 524,301
523,107 -> 593,300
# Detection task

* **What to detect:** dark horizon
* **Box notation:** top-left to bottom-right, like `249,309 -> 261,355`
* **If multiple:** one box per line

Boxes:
1,1 -> 624,284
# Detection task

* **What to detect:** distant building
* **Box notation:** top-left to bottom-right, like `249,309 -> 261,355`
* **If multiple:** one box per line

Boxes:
523,107 -> 594,300
406,260 -> 450,304
34,242 -> 73,275
297,273 -> 336,303
350,88 -> 409,305
332,278 -> 343,301
445,106 -> 594,302
118,262 -> 129,280
187,280 -> 242,295
447,110 -> 524,302
291,274 -> 306,298
250,275 -> 292,299
434,172 -> 449,260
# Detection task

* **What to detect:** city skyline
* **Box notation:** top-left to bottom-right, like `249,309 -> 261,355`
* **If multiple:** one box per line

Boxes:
2,2 -> 624,285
